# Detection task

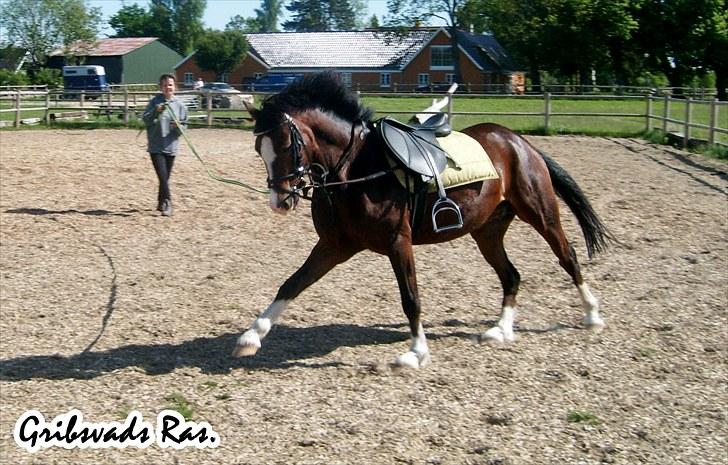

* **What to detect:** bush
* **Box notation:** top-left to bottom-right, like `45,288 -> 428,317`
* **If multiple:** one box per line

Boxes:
32,68 -> 62,88
0,70 -> 30,86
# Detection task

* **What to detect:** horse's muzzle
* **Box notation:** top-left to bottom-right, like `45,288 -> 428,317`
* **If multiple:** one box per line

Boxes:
269,183 -> 299,214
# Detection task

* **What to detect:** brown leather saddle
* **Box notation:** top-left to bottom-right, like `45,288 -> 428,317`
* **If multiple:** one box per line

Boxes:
377,114 -> 463,232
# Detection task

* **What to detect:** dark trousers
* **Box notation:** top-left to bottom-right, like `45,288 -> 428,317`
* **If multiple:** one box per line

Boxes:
149,153 -> 176,204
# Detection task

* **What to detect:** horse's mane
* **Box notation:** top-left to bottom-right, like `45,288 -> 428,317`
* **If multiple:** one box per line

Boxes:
254,71 -> 375,133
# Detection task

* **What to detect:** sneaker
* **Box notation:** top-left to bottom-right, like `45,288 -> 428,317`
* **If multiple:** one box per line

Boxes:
161,200 -> 173,217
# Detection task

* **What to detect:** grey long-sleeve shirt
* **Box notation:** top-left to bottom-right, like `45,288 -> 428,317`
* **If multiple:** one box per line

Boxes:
142,94 -> 188,155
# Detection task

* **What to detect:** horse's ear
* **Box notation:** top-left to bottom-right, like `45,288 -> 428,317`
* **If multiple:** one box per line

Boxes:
243,99 -> 259,119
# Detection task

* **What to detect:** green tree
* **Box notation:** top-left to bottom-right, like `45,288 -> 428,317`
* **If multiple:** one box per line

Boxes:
226,0 -> 284,32
283,0 -> 361,31
0,0 -> 101,69
149,0 -> 206,55
195,29 -> 248,79
386,0 -> 465,82
109,4 -> 156,37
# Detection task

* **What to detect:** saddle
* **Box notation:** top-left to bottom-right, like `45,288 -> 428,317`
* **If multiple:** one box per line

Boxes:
377,115 -> 463,233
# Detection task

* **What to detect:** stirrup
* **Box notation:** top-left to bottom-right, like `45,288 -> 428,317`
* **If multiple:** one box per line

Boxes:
432,197 -> 463,232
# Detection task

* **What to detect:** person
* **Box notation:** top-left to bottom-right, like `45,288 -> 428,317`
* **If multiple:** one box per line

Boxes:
142,73 -> 188,217
193,77 -> 204,90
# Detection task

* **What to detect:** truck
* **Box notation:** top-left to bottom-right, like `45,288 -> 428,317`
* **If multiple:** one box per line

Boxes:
246,73 -> 303,92
62,65 -> 110,99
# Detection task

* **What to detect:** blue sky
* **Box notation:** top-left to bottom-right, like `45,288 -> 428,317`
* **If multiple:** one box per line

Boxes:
89,0 -> 399,37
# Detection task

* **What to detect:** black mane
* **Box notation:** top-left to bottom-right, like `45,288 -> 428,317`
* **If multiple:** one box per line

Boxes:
254,71 -> 374,133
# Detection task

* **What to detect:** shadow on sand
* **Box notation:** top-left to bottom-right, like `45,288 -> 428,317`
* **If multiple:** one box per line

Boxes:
0,324 -> 411,381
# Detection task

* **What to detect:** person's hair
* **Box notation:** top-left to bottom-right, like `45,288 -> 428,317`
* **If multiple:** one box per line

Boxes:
159,73 -> 176,84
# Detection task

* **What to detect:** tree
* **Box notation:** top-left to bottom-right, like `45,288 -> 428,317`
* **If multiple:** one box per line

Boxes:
195,29 -> 248,79
150,0 -> 206,55
0,0 -> 101,69
386,0 -> 465,82
283,0 -> 362,31
226,0 -> 284,32
109,4 -> 156,37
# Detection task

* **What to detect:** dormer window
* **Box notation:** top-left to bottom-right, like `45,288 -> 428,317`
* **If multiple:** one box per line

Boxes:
430,45 -> 453,70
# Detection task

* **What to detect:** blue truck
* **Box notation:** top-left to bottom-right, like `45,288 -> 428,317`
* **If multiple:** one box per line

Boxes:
246,73 -> 303,92
62,65 -> 110,98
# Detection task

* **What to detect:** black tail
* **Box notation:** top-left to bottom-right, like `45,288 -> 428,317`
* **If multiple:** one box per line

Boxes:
539,150 -> 616,258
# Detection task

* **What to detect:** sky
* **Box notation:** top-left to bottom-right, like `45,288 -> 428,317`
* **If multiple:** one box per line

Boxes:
88,0 -> 401,37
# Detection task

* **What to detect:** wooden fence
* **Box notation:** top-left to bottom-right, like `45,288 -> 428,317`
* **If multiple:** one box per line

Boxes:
1,87 -> 726,148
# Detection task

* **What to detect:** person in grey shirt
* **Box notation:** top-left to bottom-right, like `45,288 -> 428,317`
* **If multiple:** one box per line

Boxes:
142,73 -> 188,216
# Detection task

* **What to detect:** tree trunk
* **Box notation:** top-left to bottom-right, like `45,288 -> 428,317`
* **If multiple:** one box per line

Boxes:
530,63 -> 541,93
716,69 -> 727,101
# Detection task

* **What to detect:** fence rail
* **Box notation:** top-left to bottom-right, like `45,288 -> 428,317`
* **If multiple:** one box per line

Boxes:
1,87 -> 725,148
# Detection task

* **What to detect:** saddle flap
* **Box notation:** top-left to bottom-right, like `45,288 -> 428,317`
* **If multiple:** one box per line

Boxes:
378,117 -> 448,178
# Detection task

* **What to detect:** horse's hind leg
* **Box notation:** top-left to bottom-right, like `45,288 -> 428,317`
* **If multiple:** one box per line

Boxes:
471,203 -> 520,343
512,196 -> 605,331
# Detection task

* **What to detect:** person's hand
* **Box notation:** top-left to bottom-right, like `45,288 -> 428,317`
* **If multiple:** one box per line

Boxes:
156,103 -> 166,113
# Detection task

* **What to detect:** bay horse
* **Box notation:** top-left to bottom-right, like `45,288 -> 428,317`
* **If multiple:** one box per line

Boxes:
235,71 -> 613,368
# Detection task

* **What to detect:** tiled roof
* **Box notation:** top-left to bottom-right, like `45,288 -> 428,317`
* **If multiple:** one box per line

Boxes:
245,30 -> 434,70
51,37 -> 158,57
456,30 -> 521,72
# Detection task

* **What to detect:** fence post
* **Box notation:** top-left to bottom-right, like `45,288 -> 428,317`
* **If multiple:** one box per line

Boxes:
14,90 -> 21,128
206,93 -> 213,127
708,98 -> 717,147
79,90 -> 85,108
447,92 -> 454,122
544,92 -> 551,133
44,90 -> 50,125
645,94 -> 653,132
683,97 -> 691,149
123,86 -> 130,125
662,94 -> 670,135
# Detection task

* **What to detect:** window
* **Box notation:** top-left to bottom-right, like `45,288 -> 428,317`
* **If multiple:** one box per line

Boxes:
446,74 -> 455,84
220,73 -> 230,83
340,72 -> 352,88
184,72 -> 194,86
430,46 -> 453,69
418,73 -> 429,86
380,73 -> 391,88
254,72 -> 263,79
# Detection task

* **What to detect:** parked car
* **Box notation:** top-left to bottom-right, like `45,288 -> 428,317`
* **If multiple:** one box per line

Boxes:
246,73 -> 303,92
199,82 -> 240,108
414,82 -> 459,93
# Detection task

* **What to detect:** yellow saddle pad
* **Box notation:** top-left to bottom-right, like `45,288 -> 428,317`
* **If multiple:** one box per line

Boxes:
390,130 -> 499,192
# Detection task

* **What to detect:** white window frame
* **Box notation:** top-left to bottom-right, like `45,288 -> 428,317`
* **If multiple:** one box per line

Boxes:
254,72 -> 263,79
184,72 -> 194,86
220,72 -> 230,83
418,73 -> 430,86
340,72 -> 352,88
446,73 -> 456,84
430,45 -> 454,70
380,72 -> 391,88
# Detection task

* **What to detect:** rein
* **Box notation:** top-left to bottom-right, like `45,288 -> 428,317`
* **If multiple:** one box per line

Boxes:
257,113 -> 392,202
166,102 -> 270,194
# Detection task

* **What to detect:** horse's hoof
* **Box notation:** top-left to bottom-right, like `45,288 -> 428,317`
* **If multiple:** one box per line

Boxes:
585,320 -> 606,334
232,344 -> 259,357
480,326 -> 514,343
394,351 -> 430,369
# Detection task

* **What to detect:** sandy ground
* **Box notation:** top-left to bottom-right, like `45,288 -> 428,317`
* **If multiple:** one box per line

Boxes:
0,129 -> 726,465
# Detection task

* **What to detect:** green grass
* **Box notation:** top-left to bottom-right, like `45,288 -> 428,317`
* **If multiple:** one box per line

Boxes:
164,393 -> 195,421
566,410 -> 601,426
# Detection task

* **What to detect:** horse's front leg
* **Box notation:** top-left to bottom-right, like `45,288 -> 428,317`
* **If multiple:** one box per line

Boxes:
233,240 -> 354,357
388,236 -> 430,369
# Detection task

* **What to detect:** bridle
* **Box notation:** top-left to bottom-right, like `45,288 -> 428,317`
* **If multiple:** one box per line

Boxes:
254,112 -> 389,202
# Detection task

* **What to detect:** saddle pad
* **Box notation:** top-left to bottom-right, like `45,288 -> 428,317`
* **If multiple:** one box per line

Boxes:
390,130 -> 499,192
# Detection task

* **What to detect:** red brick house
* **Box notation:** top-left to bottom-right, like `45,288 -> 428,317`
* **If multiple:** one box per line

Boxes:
175,28 -> 524,93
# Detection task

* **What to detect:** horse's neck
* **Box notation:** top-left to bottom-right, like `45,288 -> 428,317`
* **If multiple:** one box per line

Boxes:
305,111 -> 361,177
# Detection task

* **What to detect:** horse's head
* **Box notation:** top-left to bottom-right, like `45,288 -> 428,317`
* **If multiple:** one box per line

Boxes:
247,103 -> 311,213
245,72 -> 374,214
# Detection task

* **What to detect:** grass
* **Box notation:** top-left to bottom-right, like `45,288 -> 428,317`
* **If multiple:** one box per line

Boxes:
164,393 -> 195,421
566,410 -> 601,426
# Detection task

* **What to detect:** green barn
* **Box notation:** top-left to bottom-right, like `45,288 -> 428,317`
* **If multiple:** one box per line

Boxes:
49,38 -> 182,85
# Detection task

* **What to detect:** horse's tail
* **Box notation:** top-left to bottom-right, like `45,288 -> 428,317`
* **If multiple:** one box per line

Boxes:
538,150 -> 616,258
